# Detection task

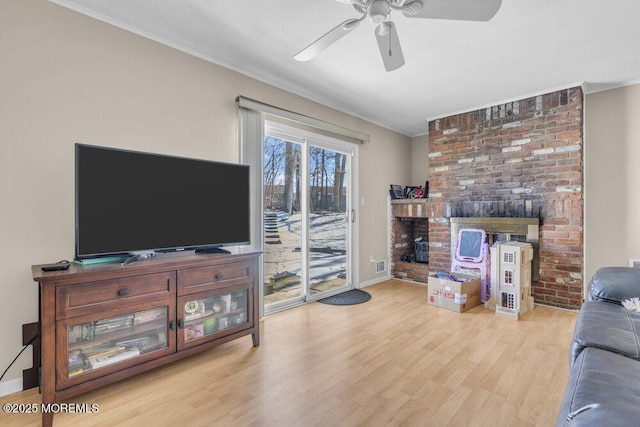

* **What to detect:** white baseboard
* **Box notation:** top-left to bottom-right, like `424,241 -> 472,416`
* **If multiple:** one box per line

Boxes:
358,274 -> 392,288
0,377 -> 24,398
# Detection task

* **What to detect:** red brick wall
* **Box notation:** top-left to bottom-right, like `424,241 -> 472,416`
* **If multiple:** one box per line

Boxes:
427,87 -> 584,309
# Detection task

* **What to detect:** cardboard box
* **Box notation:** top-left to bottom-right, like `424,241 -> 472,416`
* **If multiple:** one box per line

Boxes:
427,272 -> 481,313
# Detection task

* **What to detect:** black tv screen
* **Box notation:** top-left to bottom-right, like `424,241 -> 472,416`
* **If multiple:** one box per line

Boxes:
75,144 -> 250,260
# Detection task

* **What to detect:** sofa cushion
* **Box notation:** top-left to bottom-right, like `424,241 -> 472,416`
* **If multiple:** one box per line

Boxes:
557,347 -> 640,426
589,266 -> 640,304
571,301 -> 640,364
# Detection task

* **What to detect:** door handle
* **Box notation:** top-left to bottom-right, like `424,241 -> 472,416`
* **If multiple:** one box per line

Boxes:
118,289 -> 130,297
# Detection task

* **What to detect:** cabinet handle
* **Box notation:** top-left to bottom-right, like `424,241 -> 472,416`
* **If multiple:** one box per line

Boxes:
118,289 -> 130,297
178,319 -> 185,329
169,321 -> 176,331
215,273 -> 224,280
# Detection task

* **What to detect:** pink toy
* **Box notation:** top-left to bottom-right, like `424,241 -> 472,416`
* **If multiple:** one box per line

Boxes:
451,228 -> 491,303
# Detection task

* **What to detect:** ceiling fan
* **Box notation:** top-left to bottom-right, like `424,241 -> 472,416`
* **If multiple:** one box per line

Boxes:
294,0 -> 502,72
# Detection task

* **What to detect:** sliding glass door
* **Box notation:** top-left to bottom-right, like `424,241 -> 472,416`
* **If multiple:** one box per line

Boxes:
263,122 -> 354,313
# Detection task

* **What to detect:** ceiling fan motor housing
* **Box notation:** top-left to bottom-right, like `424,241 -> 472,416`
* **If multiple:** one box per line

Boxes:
368,0 -> 390,24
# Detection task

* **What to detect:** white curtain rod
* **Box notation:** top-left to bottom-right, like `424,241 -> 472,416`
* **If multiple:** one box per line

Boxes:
236,96 -> 370,144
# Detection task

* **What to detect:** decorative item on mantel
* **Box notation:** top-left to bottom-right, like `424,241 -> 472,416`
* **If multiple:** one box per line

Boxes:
405,186 -> 423,199
389,182 -> 428,200
390,184 -> 404,199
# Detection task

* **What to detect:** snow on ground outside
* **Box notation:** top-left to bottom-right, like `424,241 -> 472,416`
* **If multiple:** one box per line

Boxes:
264,211 -> 347,285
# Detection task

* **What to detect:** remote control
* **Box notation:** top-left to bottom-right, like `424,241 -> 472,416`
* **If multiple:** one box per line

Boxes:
41,262 -> 70,272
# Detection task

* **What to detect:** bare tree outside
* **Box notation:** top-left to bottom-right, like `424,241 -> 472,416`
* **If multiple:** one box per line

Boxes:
333,152 -> 347,212
263,137 -> 285,210
282,142 -> 297,214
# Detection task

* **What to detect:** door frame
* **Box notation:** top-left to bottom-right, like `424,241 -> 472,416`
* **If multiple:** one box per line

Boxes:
262,120 -> 359,314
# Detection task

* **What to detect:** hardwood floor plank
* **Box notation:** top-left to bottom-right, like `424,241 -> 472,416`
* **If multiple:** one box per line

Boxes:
0,280 -> 576,426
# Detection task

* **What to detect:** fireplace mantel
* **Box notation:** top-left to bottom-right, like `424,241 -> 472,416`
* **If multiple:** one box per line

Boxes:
391,199 -> 429,218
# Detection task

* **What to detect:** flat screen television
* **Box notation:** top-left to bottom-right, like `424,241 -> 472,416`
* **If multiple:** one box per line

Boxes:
75,144 -> 250,262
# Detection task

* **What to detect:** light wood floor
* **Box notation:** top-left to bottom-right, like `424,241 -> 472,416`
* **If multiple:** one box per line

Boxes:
1,280 -> 577,427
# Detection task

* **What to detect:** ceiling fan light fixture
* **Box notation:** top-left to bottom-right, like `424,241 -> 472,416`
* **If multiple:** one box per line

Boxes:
368,0 -> 390,24
377,22 -> 391,36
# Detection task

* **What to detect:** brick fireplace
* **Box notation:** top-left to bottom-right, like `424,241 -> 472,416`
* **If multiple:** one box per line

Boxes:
391,87 -> 584,310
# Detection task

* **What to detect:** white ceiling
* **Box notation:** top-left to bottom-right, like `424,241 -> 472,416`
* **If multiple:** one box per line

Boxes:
52,0 -> 640,136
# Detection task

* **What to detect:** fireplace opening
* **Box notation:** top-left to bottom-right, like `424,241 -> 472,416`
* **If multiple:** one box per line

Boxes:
390,216 -> 430,283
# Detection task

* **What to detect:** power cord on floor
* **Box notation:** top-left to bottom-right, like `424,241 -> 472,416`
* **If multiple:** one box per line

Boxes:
0,334 -> 38,382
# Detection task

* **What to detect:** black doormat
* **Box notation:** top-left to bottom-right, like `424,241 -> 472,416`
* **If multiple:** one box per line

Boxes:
317,289 -> 371,306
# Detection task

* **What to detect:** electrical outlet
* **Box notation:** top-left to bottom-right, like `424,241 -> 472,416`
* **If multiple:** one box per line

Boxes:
370,255 -> 375,264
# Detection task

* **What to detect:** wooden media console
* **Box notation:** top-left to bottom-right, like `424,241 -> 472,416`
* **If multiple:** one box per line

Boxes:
32,249 -> 261,427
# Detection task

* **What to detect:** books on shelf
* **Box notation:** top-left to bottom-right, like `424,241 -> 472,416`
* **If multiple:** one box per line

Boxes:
115,337 -> 151,348
115,336 -> 165,353
70,310 -> 165,345
70,330 -> 169,376
84,346 -> 126,360
134,308 -> 166,325
94,315 -> 134,335
68,323 -> 95,343
89,348 -> 140,369
67,309 -> 172,377
68,350 -> 85,374
68,368 -> 86,378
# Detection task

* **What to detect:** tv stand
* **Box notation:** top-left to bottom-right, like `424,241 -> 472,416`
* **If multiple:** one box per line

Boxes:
32,249 -> 260,427
195,246 -> 231,254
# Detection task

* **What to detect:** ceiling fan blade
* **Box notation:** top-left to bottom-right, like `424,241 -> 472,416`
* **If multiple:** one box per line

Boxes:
375,22 -> 405,72
294,18 -> 363,61
404,0 -> 502,21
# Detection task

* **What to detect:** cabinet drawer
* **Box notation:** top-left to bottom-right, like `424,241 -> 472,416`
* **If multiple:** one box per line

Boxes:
57,272 -> 175,319
178,261 -> 253,295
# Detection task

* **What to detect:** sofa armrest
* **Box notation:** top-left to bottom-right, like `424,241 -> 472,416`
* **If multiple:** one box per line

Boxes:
589,267 -> 640,304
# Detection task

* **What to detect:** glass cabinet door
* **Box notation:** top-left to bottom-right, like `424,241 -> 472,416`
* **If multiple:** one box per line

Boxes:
179,287 -> 250,349
59,304 -> 175,388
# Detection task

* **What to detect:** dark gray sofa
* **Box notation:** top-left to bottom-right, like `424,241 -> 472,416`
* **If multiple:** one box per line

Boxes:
557,267 -> 640,426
